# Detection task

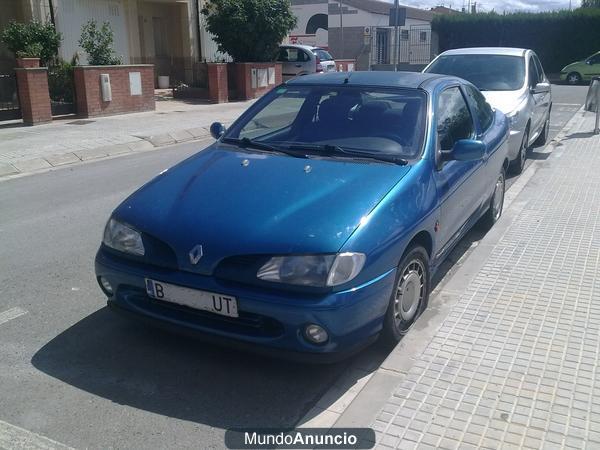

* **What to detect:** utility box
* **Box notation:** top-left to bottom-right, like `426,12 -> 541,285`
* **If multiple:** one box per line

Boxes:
100,73 -> 112,102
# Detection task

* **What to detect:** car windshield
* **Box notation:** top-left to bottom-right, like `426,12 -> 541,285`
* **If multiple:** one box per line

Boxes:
313,48 -> 333,61
224,85 -> 427,160
426,54 -> 526,91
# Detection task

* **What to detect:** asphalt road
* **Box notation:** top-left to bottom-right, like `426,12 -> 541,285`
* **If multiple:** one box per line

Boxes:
0,83 -> 588,449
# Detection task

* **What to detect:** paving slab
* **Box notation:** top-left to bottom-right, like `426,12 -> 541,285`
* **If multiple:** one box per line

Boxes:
45,153 -> 81,167
12,158 -> 52,173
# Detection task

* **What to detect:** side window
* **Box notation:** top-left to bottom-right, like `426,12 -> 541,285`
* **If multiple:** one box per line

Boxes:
297,51 -> 310,62
437,87 -> 474,152
589,54 -> 600,65
464,85 -> 494,132
528,57 -> 540,88
277,48 -> 289,62
533,55 -> 545,82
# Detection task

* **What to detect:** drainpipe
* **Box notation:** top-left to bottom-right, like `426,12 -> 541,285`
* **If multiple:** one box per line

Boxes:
196,0 -> 203,61
48,0 -> 56,25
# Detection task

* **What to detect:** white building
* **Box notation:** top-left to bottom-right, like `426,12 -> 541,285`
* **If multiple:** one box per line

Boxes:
0,0 -> 225,87
289,0 -> 435,70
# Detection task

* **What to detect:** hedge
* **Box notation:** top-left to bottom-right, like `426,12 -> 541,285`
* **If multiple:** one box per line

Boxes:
432,9 -> 600,73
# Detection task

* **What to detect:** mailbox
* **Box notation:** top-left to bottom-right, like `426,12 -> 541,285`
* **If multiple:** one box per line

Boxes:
100,73 -> 112,102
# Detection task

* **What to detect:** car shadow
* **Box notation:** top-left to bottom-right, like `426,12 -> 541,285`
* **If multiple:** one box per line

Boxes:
31,306 -> 383,428
561,131 -> 598,141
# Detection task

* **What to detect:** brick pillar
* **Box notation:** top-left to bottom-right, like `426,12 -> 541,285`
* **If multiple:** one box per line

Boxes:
15,67 -> 52,125
207,63 -> 228,103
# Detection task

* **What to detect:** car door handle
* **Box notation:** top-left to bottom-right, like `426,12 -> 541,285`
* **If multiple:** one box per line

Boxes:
295,64 -> 302,67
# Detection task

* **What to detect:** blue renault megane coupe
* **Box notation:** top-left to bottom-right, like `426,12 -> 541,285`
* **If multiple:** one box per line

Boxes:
95,72 -> 509,361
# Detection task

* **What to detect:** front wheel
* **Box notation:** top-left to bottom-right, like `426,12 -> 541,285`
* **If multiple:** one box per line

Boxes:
566,72 -> 582,85
534,115 -> 550,147
510,126 -> 529,175
481,168 -> 505,229
381,245 -> 430,346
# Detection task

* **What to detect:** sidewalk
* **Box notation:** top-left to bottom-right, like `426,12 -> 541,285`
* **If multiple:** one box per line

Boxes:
0,98 -> 254,178
335,110 -> 600,449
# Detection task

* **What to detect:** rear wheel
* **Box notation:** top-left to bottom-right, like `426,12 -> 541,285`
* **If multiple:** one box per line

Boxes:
566,72 -> 582,85
381,245 -> 430,345
481,168 -> 505,229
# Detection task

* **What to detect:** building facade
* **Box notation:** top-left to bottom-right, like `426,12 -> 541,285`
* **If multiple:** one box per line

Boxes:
289,0 -> 435,71
0,0 -> 225,87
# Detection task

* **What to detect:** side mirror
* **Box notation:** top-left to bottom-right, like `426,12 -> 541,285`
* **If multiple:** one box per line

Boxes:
210,122 -> 226,139
531,82 -> 550,94
445,139 -> 486,162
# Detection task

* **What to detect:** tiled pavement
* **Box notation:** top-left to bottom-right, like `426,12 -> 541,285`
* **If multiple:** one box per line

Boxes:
370,112 -> 600,449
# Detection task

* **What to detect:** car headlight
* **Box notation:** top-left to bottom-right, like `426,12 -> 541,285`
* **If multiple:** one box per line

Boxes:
256,252 -> 366,287
102,218 -> 145,256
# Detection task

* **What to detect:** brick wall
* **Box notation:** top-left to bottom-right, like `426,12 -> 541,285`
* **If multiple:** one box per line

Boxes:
15,67 -> 52,125
228,63 -> 282,101
207,63 -> 228,103
74,65 -> 155,118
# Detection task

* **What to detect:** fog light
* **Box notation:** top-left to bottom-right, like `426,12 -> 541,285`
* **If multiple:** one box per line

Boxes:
304,324 -> 328,344
99,276 -> 113,295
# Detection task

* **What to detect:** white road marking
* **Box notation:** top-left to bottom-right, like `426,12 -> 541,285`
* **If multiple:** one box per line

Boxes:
0,307 -> 27,326
0,420 -> 74,450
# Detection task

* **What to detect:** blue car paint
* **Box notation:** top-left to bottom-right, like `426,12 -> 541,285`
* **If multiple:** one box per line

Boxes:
95,72 -> 509,360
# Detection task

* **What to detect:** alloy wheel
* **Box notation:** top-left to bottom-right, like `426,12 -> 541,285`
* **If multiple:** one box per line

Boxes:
492,172 -> 505,221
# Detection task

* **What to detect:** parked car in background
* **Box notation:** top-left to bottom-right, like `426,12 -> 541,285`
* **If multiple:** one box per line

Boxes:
95,72 -> 509,361
277,44 -> 336,80
560,51 -> 600,85
424,47 -> 552,174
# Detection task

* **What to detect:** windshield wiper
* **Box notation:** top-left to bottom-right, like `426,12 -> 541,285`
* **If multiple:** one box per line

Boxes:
221,137 -> 308,159
285,143 -> 408,166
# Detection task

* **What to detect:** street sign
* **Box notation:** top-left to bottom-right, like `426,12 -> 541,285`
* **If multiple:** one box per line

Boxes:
389,7 -> 406,26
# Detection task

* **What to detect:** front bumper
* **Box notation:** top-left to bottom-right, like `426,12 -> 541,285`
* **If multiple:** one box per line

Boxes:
95,248 -> 396,362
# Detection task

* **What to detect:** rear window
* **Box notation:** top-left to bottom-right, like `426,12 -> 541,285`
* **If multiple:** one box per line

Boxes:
313,49 -> 334,61
425,54 -> 526,91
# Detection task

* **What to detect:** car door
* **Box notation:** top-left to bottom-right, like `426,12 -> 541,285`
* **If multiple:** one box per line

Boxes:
277,47 -> 310,80
584,53 -> 600,78
433,86 -> 487,257
530,54 -> 551,138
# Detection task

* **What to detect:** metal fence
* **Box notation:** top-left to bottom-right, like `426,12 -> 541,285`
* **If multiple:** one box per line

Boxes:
0,73 -> 21,121
370,25 -> 432,68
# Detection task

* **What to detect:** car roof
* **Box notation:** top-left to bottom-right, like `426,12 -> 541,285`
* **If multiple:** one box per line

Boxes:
286,71 -> 453,89
280,44 -> 315,52
439,47 -> 528,57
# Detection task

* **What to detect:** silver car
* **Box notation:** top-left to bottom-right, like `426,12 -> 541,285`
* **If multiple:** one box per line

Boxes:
277,44 -> 336,80
424,47 -> 552,174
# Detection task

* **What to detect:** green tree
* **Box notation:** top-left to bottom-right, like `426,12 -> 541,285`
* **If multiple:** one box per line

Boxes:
0,20 -> 61,64
79,20 -> 122,65
201,0 -> 297,62
581,0 -> 600,6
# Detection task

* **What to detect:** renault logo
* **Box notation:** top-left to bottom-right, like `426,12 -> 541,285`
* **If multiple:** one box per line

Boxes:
189,244 -> 204,265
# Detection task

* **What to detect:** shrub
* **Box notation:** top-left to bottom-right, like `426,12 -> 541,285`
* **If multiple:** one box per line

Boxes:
48,58 -> 75,103
0,20 -> 61,64
78,20 -> 122,65
201,0 -> 296,62
432,9 -> 600,73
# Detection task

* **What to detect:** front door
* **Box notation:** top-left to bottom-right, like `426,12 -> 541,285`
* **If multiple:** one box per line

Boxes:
433,86 -> 486,258
277,47 -> 312,80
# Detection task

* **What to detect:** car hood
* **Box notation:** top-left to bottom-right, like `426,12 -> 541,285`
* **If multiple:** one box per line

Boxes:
481,89 -> 527,115
114,145 -> 411,275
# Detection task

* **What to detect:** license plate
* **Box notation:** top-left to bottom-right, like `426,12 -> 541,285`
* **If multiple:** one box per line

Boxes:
145,279 -> 238,318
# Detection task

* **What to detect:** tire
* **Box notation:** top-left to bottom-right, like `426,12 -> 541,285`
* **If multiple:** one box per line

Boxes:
510,125 -> 529,175
566,72 -> 582,85
534,115 -> 550,147
380,245 -> 430,346
481,167 -> 506,229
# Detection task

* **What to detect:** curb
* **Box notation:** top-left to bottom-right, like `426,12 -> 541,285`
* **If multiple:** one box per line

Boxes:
299,105 -> 588,432
0,126 -> 214,181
